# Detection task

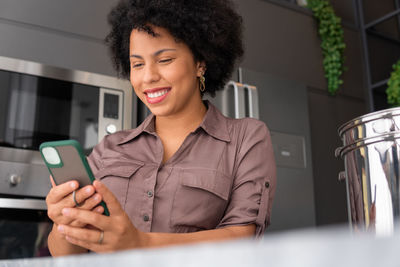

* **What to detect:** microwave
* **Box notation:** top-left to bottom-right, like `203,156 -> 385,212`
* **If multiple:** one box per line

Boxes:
0,56 -> 150,259
0,56 -> 135,200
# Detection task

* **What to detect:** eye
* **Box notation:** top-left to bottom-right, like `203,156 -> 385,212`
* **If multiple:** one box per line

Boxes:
131,62 -> 144,69
159,58 -> 174,64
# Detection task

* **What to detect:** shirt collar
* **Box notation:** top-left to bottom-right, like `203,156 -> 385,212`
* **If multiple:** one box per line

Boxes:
117,114 -> 156,145
198,100 -> 231,142
117,100 -> 231,145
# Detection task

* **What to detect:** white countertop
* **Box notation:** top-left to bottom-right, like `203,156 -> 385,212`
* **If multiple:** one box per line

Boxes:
2,225 -> 400,267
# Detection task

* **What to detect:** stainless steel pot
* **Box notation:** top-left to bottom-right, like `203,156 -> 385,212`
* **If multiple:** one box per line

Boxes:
338,107 -> 400,146
336,129 -> 400,236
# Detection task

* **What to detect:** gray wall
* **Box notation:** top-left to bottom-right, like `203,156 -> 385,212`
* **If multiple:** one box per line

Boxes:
0,0 -> 369,228
0,0 -> 118,76
233,0 -> 367,226
238,68 -> 316,231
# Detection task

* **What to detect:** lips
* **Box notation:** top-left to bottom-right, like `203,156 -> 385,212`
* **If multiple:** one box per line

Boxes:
144,87 -> 171,104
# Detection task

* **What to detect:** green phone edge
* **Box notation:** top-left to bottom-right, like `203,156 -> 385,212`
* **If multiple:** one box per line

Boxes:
39,140 -> 110,216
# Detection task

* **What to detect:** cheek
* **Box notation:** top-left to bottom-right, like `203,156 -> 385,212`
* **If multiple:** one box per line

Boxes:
163,67 -> 181,84
130,73 -> 143,98
167,63 -> 197,88
130,71 -> 139,88
132,86 -> 142,99
130,71 -> 135,87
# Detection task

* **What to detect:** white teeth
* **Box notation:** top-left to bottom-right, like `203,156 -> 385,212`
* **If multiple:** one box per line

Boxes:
147,89 -> 168,98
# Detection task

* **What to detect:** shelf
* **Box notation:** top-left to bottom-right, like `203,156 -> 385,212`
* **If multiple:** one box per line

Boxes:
365,9 -> 400,29
366,29 -> 400,45
356,0 -> 400,111
372,79 -> 390,90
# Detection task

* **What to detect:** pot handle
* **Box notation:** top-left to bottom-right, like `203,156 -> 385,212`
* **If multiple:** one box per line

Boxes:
338,171 -> 346,182
335,146 -> 344,157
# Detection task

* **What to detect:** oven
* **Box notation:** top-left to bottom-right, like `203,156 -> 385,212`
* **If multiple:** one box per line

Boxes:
0,56 -> 134,259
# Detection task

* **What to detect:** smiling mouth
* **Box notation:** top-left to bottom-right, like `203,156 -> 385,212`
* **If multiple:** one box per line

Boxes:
146,89 -> 169,98
144,87 -> 171,104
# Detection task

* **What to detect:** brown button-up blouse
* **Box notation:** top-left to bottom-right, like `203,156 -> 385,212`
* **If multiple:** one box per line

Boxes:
87,101 -> 276,237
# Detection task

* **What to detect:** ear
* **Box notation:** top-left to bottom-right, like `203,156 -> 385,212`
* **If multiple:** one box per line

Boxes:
196,61 -> 206,77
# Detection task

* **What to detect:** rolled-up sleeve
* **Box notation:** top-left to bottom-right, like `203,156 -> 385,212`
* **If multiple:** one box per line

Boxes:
216,120 -> 277,238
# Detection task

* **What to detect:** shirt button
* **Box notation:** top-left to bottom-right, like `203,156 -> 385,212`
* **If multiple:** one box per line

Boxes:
265,181 -> 270,188
147,190 -> 153,198
143,214 -> 150,222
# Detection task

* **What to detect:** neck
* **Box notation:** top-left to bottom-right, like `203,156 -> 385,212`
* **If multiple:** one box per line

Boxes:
155,100 -> 207,137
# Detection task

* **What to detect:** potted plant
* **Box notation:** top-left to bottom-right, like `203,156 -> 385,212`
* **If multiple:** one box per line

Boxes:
386,59 -> 400,107
306,0 -> 346,95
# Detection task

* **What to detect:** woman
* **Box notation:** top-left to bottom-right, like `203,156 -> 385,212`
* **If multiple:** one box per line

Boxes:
46,0 -> 276,255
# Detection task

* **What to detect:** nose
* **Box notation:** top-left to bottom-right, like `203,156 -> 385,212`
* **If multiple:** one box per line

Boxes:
142,63 -> 161,84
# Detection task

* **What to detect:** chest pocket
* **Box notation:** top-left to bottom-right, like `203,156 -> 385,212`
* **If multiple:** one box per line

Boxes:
170,169 -> 232,230
95,158 -> 144,208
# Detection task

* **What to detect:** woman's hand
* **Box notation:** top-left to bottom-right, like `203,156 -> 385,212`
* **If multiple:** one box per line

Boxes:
54,181 -> 255,253
56,180 -> 146,253
46,176 -> 104,228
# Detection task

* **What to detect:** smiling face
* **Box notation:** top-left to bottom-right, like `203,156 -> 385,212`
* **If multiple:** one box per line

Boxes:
129,26 -> 205,119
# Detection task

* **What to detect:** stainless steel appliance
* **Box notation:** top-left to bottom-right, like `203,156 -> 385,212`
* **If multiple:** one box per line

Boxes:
336,108 -> 400,236
0,56 -> 133,258
207,80 -> 259,119
338,107 -> 400,146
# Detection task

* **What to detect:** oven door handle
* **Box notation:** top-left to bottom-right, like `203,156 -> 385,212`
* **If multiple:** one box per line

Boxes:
0,198 -> 47,210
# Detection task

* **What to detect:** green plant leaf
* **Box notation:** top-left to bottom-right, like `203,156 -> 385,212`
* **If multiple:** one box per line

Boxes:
307,0 -> 346,96
387,59 -> 400,106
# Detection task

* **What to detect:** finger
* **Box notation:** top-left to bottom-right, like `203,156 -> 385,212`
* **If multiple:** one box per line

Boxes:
77,193 -> 102,211
68,219 -> 89,228
65,235 -> 93,251
58,224 -> 108,253
46,180 -> 79,204
93,205 -> 104,214
62,208 -> 109,230
67,194 -> 103,227
53,185 -> 96,211
64,235 -> 106,253
72,186 -> 96,207
46,184 -> 96,227
93,181 -> 123,216
68,209 -> 102,227
50,175 -> 56,187
58,224 -> 103,245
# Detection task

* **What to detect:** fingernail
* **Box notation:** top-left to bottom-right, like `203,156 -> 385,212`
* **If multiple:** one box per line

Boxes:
85,187 -> 92,194
94,194 -> 100,201
58,225 -> 64,233
70,182 -> 77,189
62,208 -> 71,216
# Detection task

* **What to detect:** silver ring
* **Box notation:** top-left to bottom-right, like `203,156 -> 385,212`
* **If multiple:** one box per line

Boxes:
98,231 -> 104,244
72,190 -> 82,207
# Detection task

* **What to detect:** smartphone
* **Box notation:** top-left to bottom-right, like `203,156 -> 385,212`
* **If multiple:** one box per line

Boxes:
39,139 -> 109,216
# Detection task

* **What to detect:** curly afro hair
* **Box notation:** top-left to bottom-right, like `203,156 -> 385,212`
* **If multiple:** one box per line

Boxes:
105,0 -> 244,97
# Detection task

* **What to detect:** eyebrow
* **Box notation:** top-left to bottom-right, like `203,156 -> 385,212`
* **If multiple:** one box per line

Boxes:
130,49 -> 177,59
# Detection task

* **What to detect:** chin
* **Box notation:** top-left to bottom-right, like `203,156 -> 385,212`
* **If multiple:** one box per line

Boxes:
147,105 -> 171,117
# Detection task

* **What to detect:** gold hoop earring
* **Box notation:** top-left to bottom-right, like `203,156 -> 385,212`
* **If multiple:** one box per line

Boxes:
199,74 -> 206,92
